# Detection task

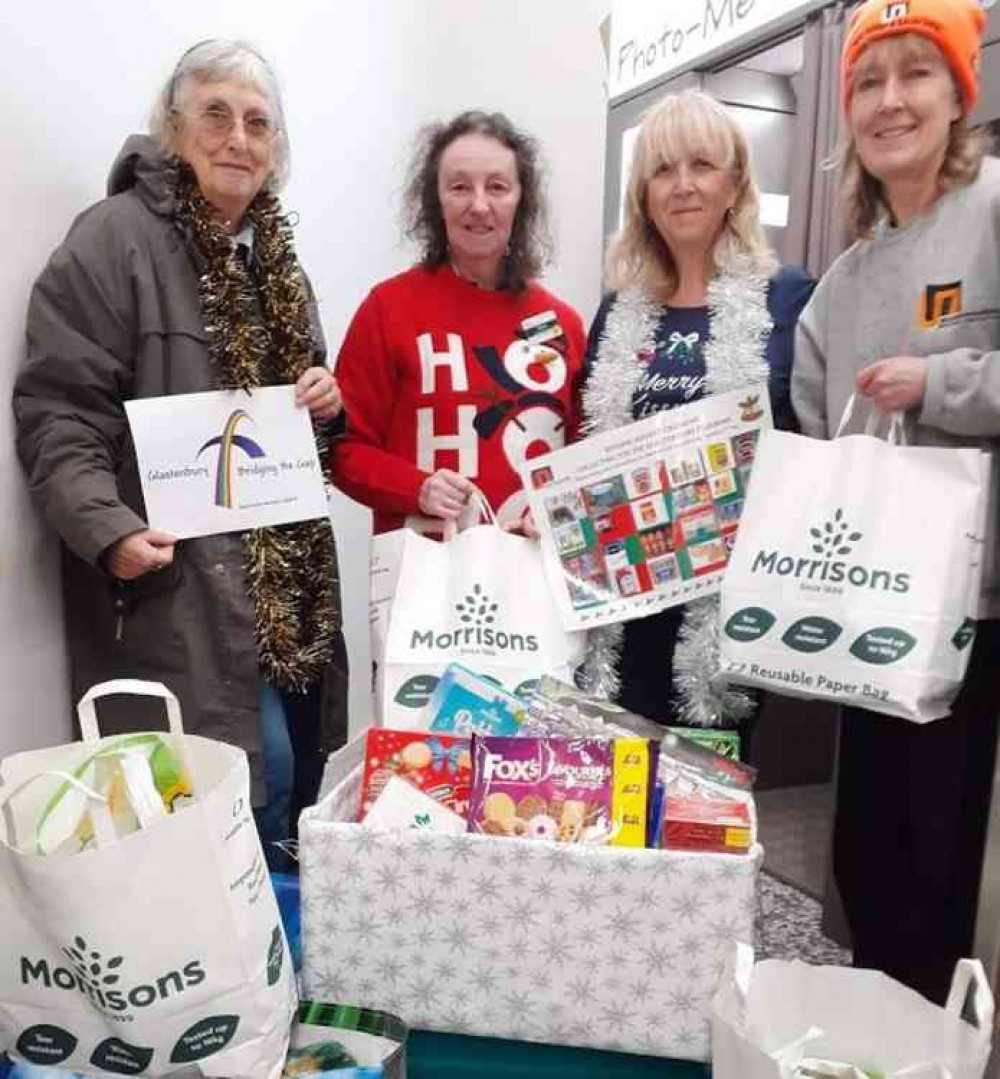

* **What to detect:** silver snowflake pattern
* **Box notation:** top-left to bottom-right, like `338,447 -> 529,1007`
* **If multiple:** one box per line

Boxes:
671,891 -> 701,922
310,964 -> 348,999
408,886 -> 442,919
374,864 -> 405,894
568,882 -> 603,915
442,834 -> 479,864
350,828 -> 384,858
503,988 -> 536,1030
540,931 -> 573,967
508,897 -> 541,932
470,873 -> 502,903
633,886 -> 657,911
543,844 -> 575,875
508,870 -> 529,893
532,877 -> 557,904
566,975 -> 597,1009
679,932 -> 704,961
340,859 -> 365,884
433,958 -> 458,983
527,967 -> 553,993
643,942 -> 674,977
411,925 -> 435,952
666,986 -> 698,1019
629,978 -> 654,1008
607,906 -> 634,936
600,1000 -> 635,1035
441,921 -> 474,956
346,911 -> 382,946
374,956 -> 406,986
469,965 -> 499,995
435,866 -> 459,892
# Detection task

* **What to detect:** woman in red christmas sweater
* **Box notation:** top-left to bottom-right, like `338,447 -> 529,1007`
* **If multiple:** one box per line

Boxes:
330,111 -> 586,533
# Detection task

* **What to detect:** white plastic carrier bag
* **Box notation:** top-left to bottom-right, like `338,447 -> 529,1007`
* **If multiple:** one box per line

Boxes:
712,943 -> 993,1079
718,398 -> 989,721
370,491 -> 586,727
0,680 -> 297,1078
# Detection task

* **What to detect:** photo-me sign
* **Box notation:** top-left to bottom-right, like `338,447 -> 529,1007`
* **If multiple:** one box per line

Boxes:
610,0 -> 825,99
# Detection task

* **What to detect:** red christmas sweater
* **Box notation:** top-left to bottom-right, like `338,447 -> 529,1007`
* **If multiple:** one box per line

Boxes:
330,265 -> 586,533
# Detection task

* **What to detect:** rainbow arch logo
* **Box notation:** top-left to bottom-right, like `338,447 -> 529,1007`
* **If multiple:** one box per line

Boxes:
197,409 -> 266,508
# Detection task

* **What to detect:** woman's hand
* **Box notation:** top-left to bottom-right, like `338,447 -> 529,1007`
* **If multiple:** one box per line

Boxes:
104,529 -> 176,580
295,367 -> 343,420
856,357 -> 926,412
502,509 -> 540,539
419,469 -> 474,520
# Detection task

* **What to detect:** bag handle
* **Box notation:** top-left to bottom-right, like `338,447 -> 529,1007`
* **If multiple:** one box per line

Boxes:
834,393 -> 907,445
863,409 -> 908,446
944,958 -> 994,1036
442,485 -> 498,542
76,679 -> 184,743
0,768 -> 114,853
76,681 -> 198,798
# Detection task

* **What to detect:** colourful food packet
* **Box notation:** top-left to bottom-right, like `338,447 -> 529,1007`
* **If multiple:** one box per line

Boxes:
426,663 -> 525,736
467,735 -> 614,844
359,729 -> 471,821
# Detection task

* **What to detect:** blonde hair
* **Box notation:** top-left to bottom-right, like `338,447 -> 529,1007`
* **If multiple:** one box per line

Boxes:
606,89 -> 777,298
837,35 -> 985,238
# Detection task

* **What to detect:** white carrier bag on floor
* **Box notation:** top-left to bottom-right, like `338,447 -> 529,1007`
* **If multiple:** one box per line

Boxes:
712,943 -> 994,1079
370,491 -> 586,727
0,680 -> 297,1078
718,398 -> 990,722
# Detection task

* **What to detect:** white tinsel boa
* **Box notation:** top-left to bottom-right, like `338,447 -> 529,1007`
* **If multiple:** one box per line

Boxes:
579,250 -> 772,726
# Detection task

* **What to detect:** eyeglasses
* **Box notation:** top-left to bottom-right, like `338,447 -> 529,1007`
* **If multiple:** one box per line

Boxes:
176,106 -> 279,146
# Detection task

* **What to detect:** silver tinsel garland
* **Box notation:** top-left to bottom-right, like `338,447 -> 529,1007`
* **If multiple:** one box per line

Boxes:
579,248 -> 772,725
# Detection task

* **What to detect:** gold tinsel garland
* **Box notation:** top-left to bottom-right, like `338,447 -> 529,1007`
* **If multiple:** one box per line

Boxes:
172,163 -> 340,692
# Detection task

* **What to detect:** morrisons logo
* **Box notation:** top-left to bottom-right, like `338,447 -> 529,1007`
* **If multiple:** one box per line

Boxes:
21,933 -> 206,1017
410,583 -> 539,653
751,509 -> 911,594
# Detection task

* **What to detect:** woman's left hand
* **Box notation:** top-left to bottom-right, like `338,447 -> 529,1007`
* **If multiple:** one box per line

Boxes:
502,509 -> 540,540
296,366 -> 343,420
856,357 -> 926,412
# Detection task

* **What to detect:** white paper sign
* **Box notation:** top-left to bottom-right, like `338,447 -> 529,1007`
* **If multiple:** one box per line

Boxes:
125,386 -> 328,539
609,0 -> 825,100
521,386 -> 772,632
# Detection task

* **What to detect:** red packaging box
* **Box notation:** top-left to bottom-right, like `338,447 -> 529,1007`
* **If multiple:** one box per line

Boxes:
359,729 -> 472,821
661,787 -> 752,854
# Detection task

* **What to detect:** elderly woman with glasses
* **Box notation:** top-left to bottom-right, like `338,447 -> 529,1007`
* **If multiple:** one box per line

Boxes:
13,39 -> 347,868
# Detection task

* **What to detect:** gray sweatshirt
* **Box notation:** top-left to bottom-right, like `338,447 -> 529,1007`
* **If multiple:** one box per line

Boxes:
793,156 -> 1000,618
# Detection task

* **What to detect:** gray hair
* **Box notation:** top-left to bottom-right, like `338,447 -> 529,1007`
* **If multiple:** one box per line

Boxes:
149,39 -> 290,191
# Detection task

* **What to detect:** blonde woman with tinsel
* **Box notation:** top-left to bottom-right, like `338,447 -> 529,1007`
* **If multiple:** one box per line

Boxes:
580,90 -> 814,748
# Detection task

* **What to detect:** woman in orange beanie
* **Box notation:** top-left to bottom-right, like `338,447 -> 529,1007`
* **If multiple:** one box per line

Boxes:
793,0 -> 1000,1003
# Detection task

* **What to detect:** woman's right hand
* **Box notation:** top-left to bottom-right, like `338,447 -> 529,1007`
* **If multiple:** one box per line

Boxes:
418,469 -> 474,520
104,529 -> 177,580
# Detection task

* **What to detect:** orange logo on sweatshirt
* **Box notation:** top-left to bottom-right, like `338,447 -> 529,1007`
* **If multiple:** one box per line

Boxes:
917,281 -> 962,329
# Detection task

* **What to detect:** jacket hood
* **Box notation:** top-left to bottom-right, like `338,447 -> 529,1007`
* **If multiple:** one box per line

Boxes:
107,134 -> 176,217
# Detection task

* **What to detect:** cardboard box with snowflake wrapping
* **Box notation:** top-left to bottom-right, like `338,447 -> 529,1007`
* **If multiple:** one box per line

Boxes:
299,733 -> 761,1062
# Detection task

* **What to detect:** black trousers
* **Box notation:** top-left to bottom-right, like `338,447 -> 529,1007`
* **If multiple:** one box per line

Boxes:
833,619 -> 1000,1004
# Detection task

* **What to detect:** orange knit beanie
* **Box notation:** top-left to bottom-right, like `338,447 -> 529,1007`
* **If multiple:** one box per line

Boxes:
842,0 -> 985,113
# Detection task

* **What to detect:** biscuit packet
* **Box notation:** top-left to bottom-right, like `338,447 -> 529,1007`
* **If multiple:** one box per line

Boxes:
467,736 -> 614,844
358,729 -> 472,821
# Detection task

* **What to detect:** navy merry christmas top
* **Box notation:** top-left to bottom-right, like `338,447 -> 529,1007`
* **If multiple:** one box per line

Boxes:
584,265 -> 815,431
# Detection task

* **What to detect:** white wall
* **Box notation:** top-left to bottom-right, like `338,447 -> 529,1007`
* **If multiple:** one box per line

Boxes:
0,0 -> 608,755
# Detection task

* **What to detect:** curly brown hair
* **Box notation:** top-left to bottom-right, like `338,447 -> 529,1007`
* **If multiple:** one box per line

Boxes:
402,110 -> 553,293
